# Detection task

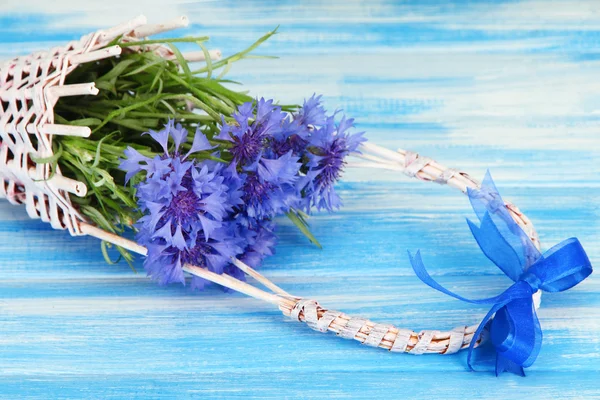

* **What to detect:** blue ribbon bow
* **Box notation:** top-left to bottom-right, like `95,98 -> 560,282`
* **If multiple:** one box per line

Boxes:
409,171 -> 592,376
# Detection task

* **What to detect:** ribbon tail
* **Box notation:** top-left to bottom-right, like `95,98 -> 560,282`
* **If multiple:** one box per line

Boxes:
490,296 -> 542,372
409,250 -> 517,372
496,354 -> 525,377
408,250 -> 519,305
466,302 -> 510,372
408,250 -> 473,302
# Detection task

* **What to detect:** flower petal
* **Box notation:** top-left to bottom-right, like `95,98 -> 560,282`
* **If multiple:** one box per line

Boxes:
170,122 -> 188,152
187,128 -> 215,158
152,219 -> 173,243
172,223 -> 188,250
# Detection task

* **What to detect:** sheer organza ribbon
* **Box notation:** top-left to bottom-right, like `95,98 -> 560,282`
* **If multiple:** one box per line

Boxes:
408,171 -> 592,376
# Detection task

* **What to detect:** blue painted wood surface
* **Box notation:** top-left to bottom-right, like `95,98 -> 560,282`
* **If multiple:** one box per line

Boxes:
1,1 -> 599,398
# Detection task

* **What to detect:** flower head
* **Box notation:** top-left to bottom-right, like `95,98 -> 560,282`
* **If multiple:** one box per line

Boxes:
268,94 -> 326,158
238,219 -> 278,269
296,94 -> 327,129
120,121 -> 241,286
218,98 -> 286,166
301,114 -> 365,212
240,151 -> 301,220
268,117 -> 307,158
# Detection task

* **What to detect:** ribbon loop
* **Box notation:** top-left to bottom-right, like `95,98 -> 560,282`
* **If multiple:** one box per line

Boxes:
525,238 -> 592,293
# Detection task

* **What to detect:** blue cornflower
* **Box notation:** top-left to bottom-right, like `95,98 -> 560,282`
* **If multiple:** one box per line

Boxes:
269,94 -> 326,158
120,149 -> 171,185
301,114 -> 366,212
120,121 -> 241,286
238,219 -> 277,268
269,117 -> 306,157
295,94 -> 327,129
240,151 -> 301,220
218,98 -> 286,165
238,219 -> 277,269
220,218 -> 278,285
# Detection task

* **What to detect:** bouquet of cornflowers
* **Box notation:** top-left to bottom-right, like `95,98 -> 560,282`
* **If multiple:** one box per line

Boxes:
117,98 -> 364,288
1,16 -> 592,376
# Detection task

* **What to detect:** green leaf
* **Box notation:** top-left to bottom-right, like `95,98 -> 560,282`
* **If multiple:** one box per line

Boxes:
101,241 -> 122,265
191,27 -> 278,75
97,59 -> 137,82
296,209 -> 310,221
66,118 -> 102,127
197,41 -> 213,79
95,80 -> 116,92
162,81 -> 223,120
149,69 -> 164,93
92,133 -> 115,168
116,244 -> 136,272
168,43 -> 192,82
101,241 -> 136,272
30,142 -> 63,164
91,92 -> 163,133
122,59 -> 165,77
286,210 -> 322,249
118,36 -> 209,47
216,60 -> 232,80
192,78 -> 253,104
81,205 -> 117,233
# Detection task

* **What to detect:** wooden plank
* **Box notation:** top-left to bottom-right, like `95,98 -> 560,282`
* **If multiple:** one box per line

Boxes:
1,1 -> 599,398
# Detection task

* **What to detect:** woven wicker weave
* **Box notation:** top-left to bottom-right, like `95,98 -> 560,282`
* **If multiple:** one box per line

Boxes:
0,15 -> 212,233
0,16 -> 542,356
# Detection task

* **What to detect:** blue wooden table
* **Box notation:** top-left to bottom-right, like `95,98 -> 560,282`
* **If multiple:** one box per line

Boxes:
1,1 -> 599,398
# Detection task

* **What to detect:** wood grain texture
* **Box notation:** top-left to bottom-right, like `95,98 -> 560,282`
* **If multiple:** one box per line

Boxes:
1,1 -> 599,398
